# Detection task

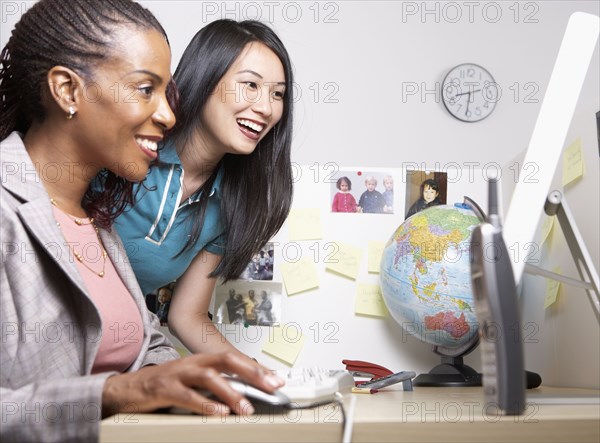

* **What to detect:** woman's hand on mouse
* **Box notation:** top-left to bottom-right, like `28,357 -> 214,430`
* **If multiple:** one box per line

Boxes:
102,352 -> 285,417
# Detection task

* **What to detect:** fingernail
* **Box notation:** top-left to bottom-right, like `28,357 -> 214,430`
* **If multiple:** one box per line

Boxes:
240,399 -> 255,415
265,374 -> 285,388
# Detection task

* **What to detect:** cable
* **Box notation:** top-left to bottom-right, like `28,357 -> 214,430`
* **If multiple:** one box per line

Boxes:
334,392 -> 356,443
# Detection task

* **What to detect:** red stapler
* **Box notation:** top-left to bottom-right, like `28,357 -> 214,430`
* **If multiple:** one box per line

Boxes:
342,359 -> 393,383
343,360 -> 416,391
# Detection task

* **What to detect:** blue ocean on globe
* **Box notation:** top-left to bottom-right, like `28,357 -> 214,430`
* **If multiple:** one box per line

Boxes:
380,204 -> 481,349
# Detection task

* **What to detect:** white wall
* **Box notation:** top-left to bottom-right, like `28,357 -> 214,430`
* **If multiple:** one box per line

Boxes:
2,1 -> 598,387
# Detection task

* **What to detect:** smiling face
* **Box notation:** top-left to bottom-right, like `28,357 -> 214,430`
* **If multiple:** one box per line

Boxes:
73,27 -> 175,182
158,287 -> 172,304
366,179 -> 377,192
200,42 -> 285,156
423,185 -> 439,203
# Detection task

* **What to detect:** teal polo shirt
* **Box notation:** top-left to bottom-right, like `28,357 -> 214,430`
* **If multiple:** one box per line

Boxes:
114,140 -> 225,295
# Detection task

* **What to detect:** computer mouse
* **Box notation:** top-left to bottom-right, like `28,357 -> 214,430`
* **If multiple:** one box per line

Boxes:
168,377 -> 290,415
221,377 -> 290,406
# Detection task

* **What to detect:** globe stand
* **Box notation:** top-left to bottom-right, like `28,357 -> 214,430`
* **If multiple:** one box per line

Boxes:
413,355 -> 482,387
413,342 -> 482,387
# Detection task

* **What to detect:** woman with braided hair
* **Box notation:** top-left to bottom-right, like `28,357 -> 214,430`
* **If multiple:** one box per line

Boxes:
0,1 -> 283,441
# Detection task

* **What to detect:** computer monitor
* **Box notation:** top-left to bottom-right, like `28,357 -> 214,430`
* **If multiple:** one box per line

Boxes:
596,110 -> 600,155
470,12 -> 599,415
503,12 -> 599,285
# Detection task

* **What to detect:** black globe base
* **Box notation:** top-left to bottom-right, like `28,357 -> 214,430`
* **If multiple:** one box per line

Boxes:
413,356 -> 482,387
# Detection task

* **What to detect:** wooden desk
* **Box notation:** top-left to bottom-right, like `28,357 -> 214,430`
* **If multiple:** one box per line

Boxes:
100,386 -> 600,442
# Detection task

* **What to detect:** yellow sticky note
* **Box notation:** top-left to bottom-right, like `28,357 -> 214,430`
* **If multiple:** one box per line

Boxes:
175,347 -> 191,358
262,325 -> 306,366
562,138 -> 584,186
325,242 -> 362,280
288,208 -> 322,241
544,267 -> 562,309
368,241 -> 385,274
355,283 -> 388,317
281,259 -> 319,295
540,216 -> 554,246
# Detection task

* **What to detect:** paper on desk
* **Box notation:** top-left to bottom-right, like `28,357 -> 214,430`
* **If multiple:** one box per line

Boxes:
281,259 -> 319,295
544,267 -> 562,309
367,241 -> 385,274
540,216 -> 555,246
562,137 -> 584,186
288,208 -> 322,241
355,283 -> 388,317
262,324 -> 306,365
325,242 -> 362,280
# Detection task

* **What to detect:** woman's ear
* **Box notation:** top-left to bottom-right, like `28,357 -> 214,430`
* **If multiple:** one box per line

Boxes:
46,66 -> 84,117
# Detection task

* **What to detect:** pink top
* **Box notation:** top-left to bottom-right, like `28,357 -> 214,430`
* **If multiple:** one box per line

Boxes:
53,207 -> 143,374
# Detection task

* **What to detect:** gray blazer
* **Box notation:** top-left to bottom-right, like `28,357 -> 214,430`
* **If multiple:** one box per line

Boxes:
1,132 -> 180,442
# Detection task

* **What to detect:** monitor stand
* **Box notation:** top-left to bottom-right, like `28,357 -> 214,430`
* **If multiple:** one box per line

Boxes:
524,190 -> 600,324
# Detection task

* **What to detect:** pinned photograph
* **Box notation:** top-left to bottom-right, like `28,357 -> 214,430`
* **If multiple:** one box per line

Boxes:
147,281 -> 175,326
214,281 -> 282,326
330,170 -> 395,214
240,242 -> 274,280
405,171 -> 448,219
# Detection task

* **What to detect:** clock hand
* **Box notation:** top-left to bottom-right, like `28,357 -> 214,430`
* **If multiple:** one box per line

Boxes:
456,89 -> 482,97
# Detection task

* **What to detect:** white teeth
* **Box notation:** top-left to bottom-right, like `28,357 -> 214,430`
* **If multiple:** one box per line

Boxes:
237,119 -> 264,133
136,138 -> 158,152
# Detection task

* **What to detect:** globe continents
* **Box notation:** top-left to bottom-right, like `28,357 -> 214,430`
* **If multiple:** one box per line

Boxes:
380,204 -> 480,350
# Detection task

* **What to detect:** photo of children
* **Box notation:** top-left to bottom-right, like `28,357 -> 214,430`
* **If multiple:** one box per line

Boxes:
330,170 -> 395,214
405,171 -> 448,219
214,281 -> 282,326
240,242 -> 275,281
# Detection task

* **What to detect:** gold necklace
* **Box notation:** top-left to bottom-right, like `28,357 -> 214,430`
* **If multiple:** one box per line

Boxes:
50,198 -> 107,277
49,198 -> 94,225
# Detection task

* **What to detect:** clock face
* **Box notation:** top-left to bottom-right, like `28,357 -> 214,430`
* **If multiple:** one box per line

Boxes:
441,63 -> 498,122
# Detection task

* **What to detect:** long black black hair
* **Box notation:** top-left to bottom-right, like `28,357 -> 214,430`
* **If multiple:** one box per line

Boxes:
172,19 -> 294,282
0,0 -> 172,228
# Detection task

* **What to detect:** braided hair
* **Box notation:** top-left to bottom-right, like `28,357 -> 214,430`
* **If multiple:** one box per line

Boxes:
0,0 -> 172,228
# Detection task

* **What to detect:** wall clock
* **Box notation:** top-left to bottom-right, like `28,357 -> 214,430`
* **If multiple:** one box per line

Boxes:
441,63 -> 498,122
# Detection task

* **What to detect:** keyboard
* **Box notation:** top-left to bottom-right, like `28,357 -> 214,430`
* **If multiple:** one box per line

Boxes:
274,368 -> 355,408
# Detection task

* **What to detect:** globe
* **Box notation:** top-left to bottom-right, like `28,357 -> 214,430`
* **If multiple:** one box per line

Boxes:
380,204 -> 481,352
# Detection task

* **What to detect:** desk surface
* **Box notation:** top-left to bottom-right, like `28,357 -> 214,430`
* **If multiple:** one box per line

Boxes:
100,386 -> 600,442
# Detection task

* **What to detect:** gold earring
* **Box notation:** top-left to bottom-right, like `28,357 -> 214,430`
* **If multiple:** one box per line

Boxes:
66,106 -> 75,120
